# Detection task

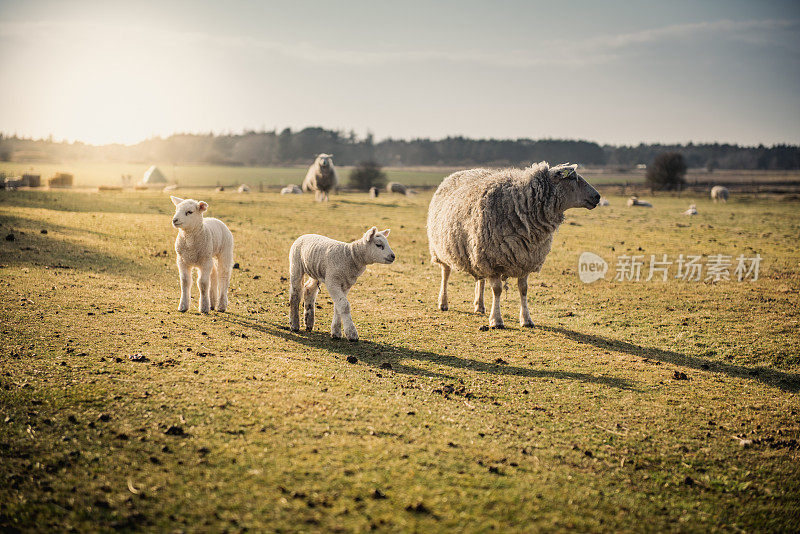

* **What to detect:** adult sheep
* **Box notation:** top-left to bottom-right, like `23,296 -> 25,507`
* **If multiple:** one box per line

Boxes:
711,185 -> 729,203
386,182 -> 408,195
302,154 -> 338,201
427,162 -> 600,328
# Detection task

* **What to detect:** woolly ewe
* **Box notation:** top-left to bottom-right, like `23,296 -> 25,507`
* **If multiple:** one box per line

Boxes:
288,227 -> 395,341
170,196 -> 234,314
302,154 -> 338,201
427,162 -> 600,328
711,185 -> 729,203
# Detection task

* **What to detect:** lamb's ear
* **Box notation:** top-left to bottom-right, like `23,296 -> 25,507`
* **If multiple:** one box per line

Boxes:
197,201 -> 208,212
170,196 -> 184,206
380,228 -> 390,237
363,226 -> 378,242
550,164 -> 577,181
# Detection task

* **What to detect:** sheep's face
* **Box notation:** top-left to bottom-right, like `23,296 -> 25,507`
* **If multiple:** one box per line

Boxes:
317,154 -> 333,168
362,227 -> 395,264
170,196 -> 208,230
549,164 -> 600,211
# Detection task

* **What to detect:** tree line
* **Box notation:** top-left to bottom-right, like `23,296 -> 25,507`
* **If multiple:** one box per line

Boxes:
1,128 -> 798,170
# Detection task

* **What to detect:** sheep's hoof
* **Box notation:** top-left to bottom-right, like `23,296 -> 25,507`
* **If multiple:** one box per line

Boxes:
216,306 -> 226,313
439,303 -> 448,311
178,307 -> 188,313
305,325 -> 313,332
521,322 -> 534,328
347,337 -> 359,343
290,326 -> 300,332
331,333 -> 342,339
490,324 -> 505,330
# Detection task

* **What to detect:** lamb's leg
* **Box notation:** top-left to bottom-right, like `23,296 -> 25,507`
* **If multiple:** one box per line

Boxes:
288,260 -> 303,332
197,261 -> 212,314
177,258 -> 192,312
302,278 -> 320,331
328,283 -> 357,341
488,277 -> 504,329
474,279 -> 485,314
518,275 -> 534,327
215,250 -> 233,313
438,264 -> 450,311
209,262 -> 219,311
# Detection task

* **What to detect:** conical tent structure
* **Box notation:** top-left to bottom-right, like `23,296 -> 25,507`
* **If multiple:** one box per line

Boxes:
142,166 -> 167,184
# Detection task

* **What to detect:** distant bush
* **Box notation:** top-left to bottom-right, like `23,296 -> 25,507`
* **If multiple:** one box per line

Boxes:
647,152 -> 687,191
349,161 -> 386,191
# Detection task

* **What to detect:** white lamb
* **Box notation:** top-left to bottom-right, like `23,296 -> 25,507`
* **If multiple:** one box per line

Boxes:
683,204 -> 698,216
711,185 -> 729,203
288,227 -> 395,341
170,196 -> 234,314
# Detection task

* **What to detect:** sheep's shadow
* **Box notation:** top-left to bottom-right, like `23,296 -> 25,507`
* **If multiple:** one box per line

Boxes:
219,313 -> 636,390
534,324 -> 800,393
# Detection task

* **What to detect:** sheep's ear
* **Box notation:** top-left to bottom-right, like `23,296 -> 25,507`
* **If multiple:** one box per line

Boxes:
363,226 -> 378,242
170,196 -> 184,206
197,201 -> 208,212
380,228 -> 390,237
551,164 -> 577,181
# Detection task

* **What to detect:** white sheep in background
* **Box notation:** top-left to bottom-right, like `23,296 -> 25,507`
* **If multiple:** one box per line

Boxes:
302,154 -> 338,201
683,204 -> 698,216
711,185 -> 730,202
427,162 -> 600,328
238,184 -> 250,193
281,184 -> 303,195
598,197 -> 611,206
369,186 -> 380,198
288,227 -> 395,341
627,196 -> 652,207
170,196 -> 234,314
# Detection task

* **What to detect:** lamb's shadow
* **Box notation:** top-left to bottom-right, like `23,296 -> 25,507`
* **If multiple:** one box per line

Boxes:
534,324 -> 800,393
220,313 -> 636,390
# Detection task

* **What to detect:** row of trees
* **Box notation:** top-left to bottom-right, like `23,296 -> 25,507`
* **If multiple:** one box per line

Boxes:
1,129 -> 798,170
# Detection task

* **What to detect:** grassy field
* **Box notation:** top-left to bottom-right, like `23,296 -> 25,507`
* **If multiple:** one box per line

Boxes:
1,188 -> 798,532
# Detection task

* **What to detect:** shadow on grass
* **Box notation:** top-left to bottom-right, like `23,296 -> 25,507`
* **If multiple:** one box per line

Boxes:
220,313 -> 636,390
0,190 -> 163,215
535,324 -> 800,393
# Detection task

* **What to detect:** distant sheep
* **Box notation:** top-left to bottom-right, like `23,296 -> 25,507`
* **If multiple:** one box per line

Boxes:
369,186 -> 380,198
238,184 -> 250,193
289,227 -> 395,341
170,196 -> 234,314
627,196 -> 652,207
387,182 -> 408,195
427,162 -> 600,328
302,154 -> 338,201
711,185 -> 729,203
683,204 -> 698,216
598,197 -> 610,206
281,184 -> 303,195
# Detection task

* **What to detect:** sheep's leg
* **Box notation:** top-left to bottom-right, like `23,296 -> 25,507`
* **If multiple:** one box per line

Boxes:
517,275 -> 534,327
288,263 -> 303,332
177,258 -> 192,312
488,277 -> 504,329
474,279 -> 485,314
209,262 -> 219,311
438,264 -> 450,311
215,250 -> 233,313
328,283 -> 357,341
197,261 -> 213,314
302,278 -> 320,331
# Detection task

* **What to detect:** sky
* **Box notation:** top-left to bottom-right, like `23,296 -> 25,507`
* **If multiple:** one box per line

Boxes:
0,0 -> 798,146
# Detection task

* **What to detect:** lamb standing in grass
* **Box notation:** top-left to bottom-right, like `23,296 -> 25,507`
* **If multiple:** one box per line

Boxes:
170,196 -> 234,314
711,185 -> 729,203
302,154 -> 338,201
427,162 -> 600,328
289,227 -> 395,341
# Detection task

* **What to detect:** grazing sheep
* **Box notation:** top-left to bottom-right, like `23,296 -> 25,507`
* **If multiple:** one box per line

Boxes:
238,184 -> 250,193
281,184 -> 303,195
215,185 -> 225,192
163,184 -> 179,192
427,162 -> 600,328
302,154 -> 338,201
369,186 -> 380,198
289,227 -> 395,341
598,197 -> 610,206
683,204 -> 698,216
627,196 -> 652,207
170,196 -> 234,314
711,185 -> 729,203
387,182 -> 408,195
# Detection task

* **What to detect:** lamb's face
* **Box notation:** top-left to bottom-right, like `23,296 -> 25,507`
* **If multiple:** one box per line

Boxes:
170,196 -> 207,230
362,227 -> 395,264
317,154 -> 332,168
550,165 -> 600,211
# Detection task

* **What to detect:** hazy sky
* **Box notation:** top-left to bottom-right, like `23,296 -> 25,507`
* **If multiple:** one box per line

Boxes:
1,0 -> 798,146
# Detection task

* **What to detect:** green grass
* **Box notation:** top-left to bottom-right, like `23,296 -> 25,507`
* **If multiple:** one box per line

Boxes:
1,189 -> 798,532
